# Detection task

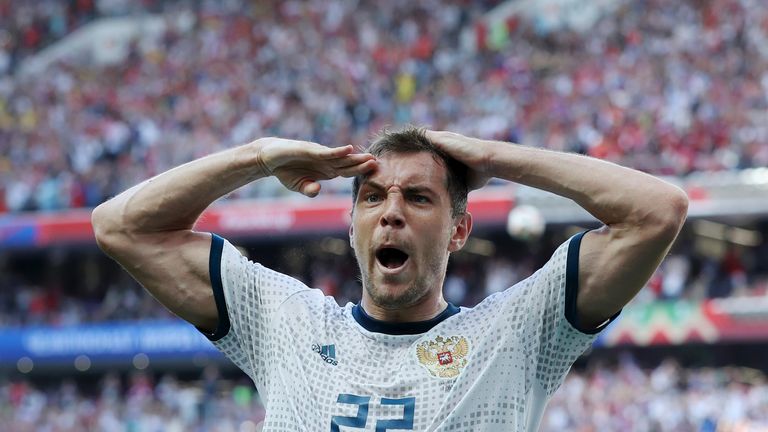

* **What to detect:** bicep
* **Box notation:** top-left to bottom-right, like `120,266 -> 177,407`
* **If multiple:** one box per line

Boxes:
102,230 -> 218,331
576,224 -> 677,328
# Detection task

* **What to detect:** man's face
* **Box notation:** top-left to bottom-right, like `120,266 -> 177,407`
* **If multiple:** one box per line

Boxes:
350,152 -> 470,311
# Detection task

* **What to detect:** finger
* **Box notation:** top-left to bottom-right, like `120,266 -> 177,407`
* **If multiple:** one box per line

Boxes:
316,145 -> 354,160
335,159 -> 378,177
424,130 -> 442,142
425,130 -> 461,146
330,153 -> 375,167
299,180 -> 322,197
424,131 -> 448,149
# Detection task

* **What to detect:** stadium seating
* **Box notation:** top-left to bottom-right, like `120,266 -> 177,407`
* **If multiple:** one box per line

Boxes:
2,0 -> 768,212
1,1 -> 767,431
0,0 -> 99,77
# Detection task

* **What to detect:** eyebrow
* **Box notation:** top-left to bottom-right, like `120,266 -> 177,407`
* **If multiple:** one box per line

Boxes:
360,180 -> 438,197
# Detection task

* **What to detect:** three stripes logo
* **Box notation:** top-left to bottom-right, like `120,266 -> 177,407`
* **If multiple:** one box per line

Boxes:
312,343 -> 338,366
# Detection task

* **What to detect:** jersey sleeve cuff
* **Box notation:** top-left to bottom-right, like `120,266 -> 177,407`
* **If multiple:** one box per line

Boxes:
197,233 -> 232,341
564,230 -> 621,335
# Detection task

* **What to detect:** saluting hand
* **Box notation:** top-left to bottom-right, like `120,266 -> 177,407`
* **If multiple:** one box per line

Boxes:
257,138 -> 377,197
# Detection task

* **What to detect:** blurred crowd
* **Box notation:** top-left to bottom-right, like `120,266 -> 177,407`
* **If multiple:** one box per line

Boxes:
0,0 -> 98,76
0,246 -> 173,327
2,0 -> 768,213
541,357 -> 768,432
1,358 -> 765,431
1,226 -> 766,327
0,366 -> 266,432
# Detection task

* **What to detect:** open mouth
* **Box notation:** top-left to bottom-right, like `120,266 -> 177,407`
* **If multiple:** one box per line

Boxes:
375,247 -> 410,269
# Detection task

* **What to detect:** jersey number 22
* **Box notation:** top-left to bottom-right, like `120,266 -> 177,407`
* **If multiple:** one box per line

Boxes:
330,394 -> 415,431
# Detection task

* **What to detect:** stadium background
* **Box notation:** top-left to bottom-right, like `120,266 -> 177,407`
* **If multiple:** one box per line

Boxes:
1,0 -> 767,430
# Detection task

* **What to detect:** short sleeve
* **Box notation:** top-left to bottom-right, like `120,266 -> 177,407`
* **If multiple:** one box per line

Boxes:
496,231 -> 619,397
200,234 -> 311,391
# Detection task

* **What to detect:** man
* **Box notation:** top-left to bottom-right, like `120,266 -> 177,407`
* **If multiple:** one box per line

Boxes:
92,127 -> 688,430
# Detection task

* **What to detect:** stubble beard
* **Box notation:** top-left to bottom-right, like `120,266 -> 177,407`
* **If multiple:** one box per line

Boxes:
358,254 -> 446,311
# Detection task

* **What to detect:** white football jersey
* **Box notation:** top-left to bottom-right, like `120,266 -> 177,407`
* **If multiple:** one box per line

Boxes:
201,231 -> 614,431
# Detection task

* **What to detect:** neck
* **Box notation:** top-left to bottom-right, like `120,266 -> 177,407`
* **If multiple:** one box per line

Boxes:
361,292 -> 448,322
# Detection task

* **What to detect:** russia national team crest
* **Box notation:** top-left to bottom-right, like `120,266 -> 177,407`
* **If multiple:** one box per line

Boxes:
415,335 -> 470,379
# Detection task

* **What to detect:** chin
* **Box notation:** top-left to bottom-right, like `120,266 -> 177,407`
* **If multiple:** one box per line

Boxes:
367,281 -> 427,310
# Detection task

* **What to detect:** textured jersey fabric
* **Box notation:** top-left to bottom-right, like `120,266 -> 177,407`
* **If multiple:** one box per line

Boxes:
200,231 -> 615,431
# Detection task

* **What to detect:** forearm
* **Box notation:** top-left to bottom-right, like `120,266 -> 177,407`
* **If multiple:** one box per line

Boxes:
482,140 -> 687,228
93,140 -> 266,237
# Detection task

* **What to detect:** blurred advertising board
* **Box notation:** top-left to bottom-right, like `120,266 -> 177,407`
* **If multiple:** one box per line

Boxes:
0,189 -> 515,249
2,298 -> 767,371
596,298 -> 768,347
0,320 -> 222,371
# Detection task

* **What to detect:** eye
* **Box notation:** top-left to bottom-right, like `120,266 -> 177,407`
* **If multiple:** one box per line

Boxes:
411,195 -> 430,204
365,193 -> 381,203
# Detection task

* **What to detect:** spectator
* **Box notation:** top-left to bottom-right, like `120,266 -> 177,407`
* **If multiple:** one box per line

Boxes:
2,0 -> 768,213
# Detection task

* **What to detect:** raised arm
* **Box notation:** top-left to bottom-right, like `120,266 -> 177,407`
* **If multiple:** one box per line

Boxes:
91,138 -> 375,332
425,130 -> 688,329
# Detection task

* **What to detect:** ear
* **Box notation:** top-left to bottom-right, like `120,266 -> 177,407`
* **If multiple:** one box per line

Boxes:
348,224 -> 355,249
448,212 -> 473,253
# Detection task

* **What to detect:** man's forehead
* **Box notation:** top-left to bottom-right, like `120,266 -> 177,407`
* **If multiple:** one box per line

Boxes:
362,152 -> 447,187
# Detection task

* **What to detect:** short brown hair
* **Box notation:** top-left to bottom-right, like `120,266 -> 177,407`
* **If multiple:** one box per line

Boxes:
352,126 -> 469,218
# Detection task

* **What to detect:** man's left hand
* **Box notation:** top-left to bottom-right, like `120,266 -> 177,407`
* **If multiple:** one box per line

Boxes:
424,130 -> 496,190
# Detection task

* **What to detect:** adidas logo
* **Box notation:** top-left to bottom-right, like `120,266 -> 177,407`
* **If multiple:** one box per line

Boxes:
312,343 -> 338,366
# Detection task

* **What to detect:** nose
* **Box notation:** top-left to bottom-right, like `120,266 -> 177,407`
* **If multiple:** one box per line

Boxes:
380,194 -> 405,228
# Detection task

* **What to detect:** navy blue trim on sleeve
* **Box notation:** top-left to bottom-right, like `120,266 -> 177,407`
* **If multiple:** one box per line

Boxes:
352,303 -> 460,335
198,233 -> 232,341
564,230 -> 620,335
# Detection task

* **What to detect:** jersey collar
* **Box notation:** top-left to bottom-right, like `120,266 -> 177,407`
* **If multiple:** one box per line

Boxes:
352,303 -> 460,335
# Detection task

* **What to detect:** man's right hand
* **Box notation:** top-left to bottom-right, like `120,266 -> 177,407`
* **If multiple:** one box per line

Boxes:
257,138 -> 377,197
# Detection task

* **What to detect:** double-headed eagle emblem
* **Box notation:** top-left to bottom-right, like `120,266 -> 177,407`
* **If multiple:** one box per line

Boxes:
415,335 -> 470,379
